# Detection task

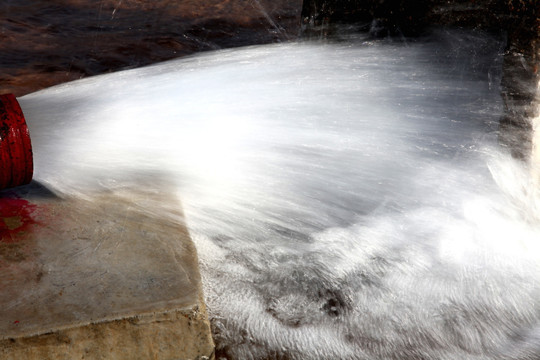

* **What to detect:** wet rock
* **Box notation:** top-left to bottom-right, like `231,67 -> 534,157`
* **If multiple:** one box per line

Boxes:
1,0 -> 303,96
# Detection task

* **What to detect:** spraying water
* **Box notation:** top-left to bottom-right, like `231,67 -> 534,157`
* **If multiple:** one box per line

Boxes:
17,28 -> 540,359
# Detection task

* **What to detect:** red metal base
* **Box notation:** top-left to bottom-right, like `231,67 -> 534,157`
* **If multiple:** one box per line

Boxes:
0,94 -> 33,190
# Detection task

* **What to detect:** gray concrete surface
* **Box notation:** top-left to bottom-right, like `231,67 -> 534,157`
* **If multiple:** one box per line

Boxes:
0,181 -> 214,359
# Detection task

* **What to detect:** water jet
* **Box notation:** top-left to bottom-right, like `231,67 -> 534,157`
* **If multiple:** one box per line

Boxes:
1,1 -> 540,359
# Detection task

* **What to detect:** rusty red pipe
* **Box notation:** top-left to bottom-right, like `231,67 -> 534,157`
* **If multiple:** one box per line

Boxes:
0,94 -> 33,190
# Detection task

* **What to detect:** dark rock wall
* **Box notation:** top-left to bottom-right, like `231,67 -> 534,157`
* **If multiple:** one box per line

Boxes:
301,0 -> 430,36
301,0 -> 537,38
431,1 -> 539,158
302,0 -> 539,159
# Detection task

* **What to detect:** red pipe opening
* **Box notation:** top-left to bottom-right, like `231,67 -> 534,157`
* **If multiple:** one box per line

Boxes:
0,94 -> 33,190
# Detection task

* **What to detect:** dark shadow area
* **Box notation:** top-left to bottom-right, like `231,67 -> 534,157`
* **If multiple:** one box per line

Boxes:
0,180 -> 59,199
301,0 -> 431,37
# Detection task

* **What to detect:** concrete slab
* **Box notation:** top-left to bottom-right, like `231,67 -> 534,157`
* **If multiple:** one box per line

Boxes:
0,182 -> 214,359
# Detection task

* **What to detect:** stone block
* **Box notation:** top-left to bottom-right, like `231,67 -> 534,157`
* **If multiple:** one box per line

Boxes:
0,182 -> 214,359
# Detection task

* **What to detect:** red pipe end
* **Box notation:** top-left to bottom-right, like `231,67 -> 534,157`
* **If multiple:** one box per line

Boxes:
0,94 -> 33,190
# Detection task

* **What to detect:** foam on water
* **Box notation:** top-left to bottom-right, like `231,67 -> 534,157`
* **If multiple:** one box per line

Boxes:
18,29 -> 540,359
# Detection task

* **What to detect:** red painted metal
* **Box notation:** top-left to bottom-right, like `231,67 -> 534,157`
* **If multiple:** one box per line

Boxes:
0,94 -> 33,190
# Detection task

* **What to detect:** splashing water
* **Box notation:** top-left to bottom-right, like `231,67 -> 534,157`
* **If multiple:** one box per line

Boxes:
18,29 -> 540,359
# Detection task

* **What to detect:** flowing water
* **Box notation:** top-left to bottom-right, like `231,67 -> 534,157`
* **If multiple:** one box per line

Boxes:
17,28 -> 540,359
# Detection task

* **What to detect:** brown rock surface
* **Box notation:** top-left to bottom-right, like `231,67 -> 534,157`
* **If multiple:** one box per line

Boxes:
1,0 -> 303,96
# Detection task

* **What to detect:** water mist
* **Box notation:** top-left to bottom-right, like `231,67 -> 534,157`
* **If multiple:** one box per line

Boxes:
14,28 -> 540,359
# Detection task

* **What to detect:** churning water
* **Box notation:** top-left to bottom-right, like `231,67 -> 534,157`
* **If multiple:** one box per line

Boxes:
18,28 -> 540,359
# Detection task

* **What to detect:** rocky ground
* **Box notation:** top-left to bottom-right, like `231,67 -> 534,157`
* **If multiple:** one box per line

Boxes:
1,0 -> 302,96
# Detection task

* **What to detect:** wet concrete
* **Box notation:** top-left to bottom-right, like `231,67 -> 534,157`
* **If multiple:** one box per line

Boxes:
0,181 -> 214,359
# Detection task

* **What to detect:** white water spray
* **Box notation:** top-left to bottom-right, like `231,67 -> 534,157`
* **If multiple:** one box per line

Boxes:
18,29 -> 540,359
